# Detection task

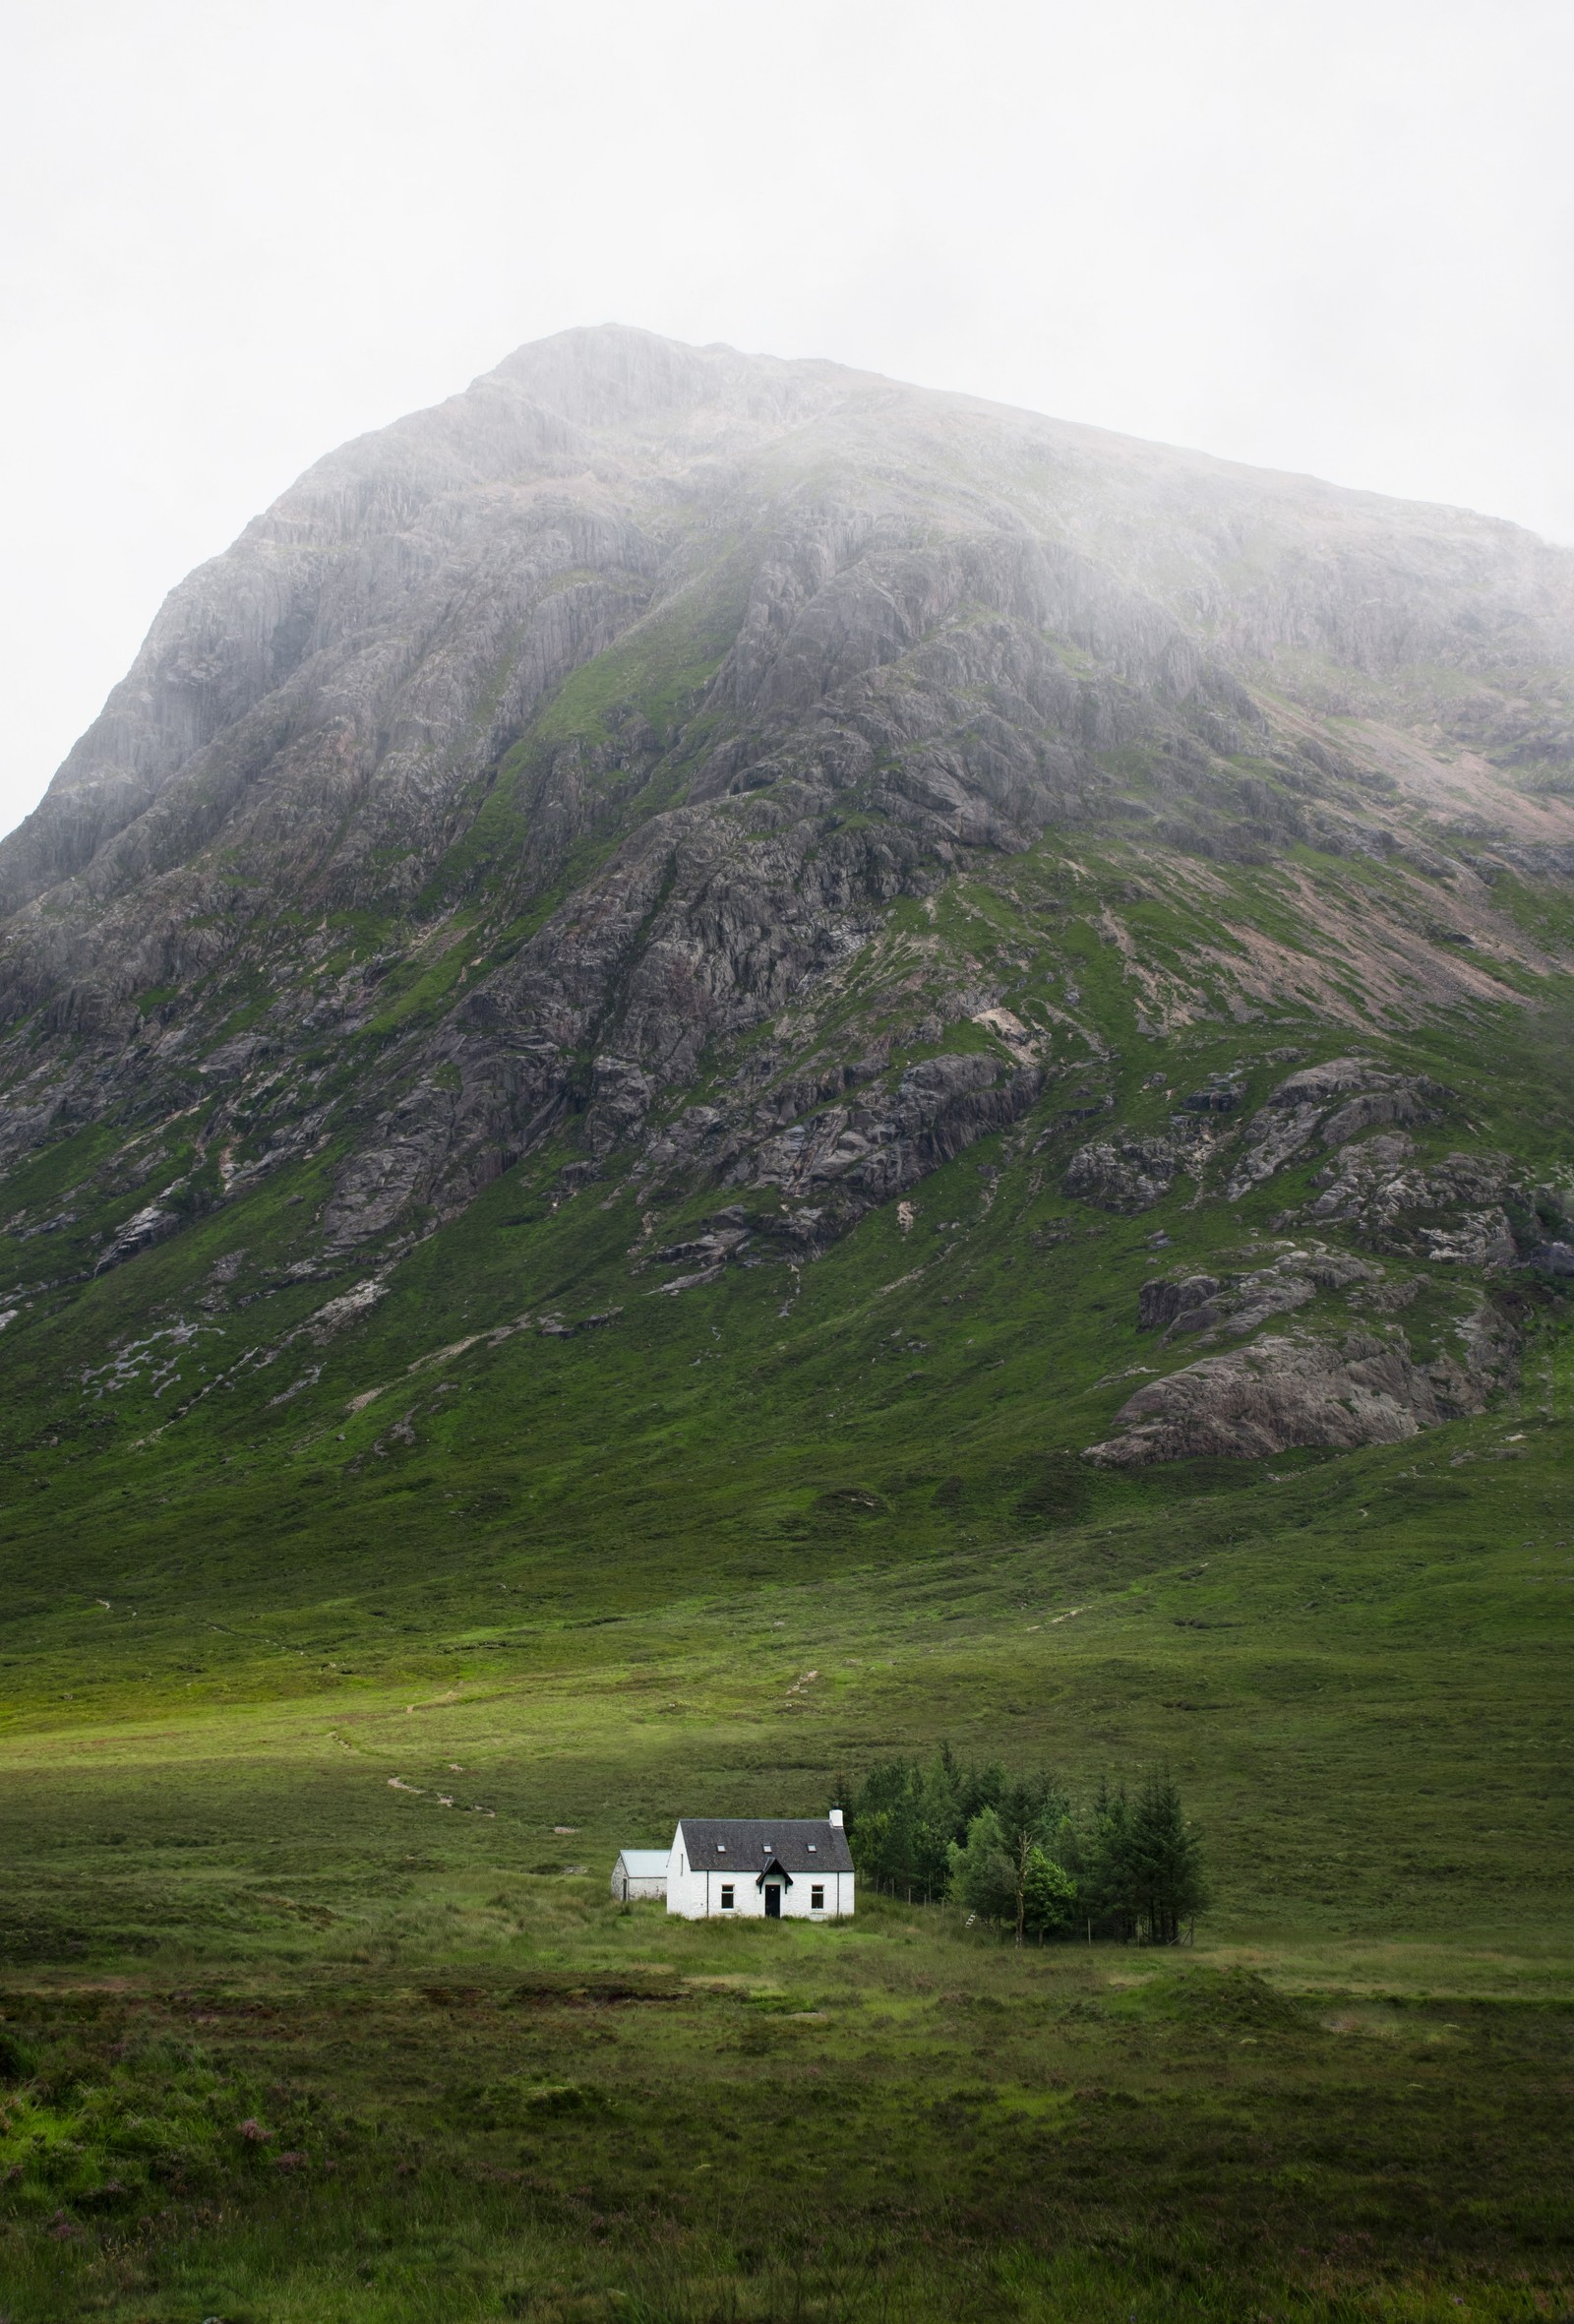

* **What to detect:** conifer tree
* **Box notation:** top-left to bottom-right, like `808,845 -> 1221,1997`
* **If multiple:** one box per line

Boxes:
844,1751 -> 1205,1939
1083,1782 -> 1141,1940
1128,1770 -> 1208,1943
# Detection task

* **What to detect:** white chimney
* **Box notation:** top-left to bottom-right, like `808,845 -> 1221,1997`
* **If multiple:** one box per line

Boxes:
828,1806 -> 844,1827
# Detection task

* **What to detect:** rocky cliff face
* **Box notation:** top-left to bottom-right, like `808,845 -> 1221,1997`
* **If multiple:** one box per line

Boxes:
1,325 -> 1571,1481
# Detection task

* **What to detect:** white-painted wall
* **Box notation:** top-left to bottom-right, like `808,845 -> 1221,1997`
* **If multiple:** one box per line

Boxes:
664,1825 -> 855,1921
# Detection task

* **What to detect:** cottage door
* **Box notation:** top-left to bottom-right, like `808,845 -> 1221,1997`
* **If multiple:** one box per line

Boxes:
763,1883 -> 781,1918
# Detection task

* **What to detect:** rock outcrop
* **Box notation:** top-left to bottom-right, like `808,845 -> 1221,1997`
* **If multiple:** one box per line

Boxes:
1065,1134 -> 1184,1213
1085,1314 -> 1513,1467
1301,1143 -> 1520,1264
1227,1060 -> 1448,1197
1135,1248 -> 1382,1342
1137,1273 -> 1224,1334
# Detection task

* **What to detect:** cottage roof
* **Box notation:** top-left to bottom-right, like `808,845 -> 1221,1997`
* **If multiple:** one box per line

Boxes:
677,1818 -> 854,1874
615,1850 -> 671,1876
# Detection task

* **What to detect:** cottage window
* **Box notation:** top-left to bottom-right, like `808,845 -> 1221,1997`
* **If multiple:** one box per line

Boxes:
811,1884 -> 824,1910
720,1885 -> 735,1910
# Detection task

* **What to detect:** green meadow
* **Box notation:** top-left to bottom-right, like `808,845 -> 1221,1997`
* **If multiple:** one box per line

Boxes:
3,1245 -> 1572,2317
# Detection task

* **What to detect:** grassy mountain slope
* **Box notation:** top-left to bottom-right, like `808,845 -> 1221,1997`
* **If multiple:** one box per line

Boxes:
2,819 -> 1570,1934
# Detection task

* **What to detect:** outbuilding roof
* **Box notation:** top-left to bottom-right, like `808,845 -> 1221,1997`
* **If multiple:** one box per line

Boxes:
615,1850 -> 671,1876
677,1818 -> 854,1874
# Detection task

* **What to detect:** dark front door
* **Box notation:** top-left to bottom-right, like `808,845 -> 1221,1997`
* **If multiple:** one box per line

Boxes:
763,1883 -> 781,1918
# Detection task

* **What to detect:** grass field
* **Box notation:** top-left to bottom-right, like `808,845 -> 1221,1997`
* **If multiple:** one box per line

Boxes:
3,1349 -> 1571,2320
5,1915 -> 1572,2324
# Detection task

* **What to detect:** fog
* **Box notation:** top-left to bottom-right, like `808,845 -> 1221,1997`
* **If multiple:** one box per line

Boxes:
3,0 -> 1570,836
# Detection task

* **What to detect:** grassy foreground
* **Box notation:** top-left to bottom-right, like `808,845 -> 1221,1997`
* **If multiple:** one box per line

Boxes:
2,1912 -> 1571,2324
3,1362 -> 1572,2320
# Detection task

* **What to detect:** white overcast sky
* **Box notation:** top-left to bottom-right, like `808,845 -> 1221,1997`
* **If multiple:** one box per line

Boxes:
3,0 -> 1571,836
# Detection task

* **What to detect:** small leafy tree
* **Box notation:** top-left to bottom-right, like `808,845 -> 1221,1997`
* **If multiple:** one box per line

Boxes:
946,1807 -> 1017,1923
1020,1847 -> 1078,1939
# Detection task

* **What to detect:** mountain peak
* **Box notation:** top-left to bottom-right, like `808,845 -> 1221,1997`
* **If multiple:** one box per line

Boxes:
0,332 -> 1568,1490
474,321 -> 867,438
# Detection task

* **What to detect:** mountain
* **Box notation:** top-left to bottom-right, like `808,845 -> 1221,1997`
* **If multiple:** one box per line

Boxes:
4,321 -> 1574,2322
0,320 -> 1570,1716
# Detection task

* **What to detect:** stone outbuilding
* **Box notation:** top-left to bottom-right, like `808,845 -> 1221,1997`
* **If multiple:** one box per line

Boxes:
610,1848 -> 670,1902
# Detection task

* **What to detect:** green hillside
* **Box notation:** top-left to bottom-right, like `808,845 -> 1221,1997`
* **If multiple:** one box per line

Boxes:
3,831 -> 1572,2317
2,330 -> 1572,2318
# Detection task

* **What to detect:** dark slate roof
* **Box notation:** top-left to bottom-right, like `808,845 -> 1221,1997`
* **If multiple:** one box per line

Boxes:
678,1818 -> 854,1874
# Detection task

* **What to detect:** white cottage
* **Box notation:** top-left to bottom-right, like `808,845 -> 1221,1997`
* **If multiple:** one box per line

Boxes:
610,1848 -> 670,1902
664,1810 -> 854,1921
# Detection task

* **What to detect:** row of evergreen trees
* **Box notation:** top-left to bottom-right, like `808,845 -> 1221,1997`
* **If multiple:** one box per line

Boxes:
839,1747 -> 1207,1944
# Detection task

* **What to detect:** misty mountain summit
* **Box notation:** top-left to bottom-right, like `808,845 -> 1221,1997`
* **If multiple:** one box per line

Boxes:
0,322 -> 1571,1478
